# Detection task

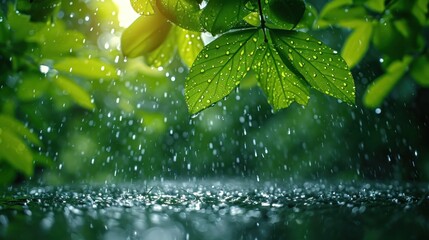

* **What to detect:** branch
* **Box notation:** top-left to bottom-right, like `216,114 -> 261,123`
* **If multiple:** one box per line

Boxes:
257,0 -> 268,42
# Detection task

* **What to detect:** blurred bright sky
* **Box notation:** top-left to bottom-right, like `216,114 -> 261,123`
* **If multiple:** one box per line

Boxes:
112,0 -> 139,27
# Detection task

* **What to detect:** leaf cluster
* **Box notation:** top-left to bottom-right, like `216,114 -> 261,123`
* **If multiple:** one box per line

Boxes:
123,0 -> 356,114
319,0 -> 429,108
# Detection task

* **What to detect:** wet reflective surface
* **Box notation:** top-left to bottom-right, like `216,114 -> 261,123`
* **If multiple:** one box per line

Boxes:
1,180 -> 429,239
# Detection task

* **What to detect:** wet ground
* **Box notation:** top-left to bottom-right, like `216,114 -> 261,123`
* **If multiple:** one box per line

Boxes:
1,180 -> 428,239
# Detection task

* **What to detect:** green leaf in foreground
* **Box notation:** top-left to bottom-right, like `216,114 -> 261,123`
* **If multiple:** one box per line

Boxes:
271,30 -> 355,104
363,56 -> 412,108
156,0 -> 202,31
200,0 -> 249,34
253,42 -> 309,110
185,29 -> 260,114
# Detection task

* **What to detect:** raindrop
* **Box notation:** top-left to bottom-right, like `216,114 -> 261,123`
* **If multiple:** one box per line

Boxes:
375,108 -> 381,114
39,65 -> 50,74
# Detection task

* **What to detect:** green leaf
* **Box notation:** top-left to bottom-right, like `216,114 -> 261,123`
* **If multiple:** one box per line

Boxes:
121,13 -> 172,58
200,0 -> 249,34
411,55 -> 429,86
412,0 -> 428,25
243,12 -> 260,27
363,56 -> 412,108
0,128 -> 33,176
54,75 -> 95,110
253,41 -> 309,110
156,0 -> 202,31
0,114 -> 42,146
318,1 -> 367,28
17,72 -> 50,101
263,0 -> 306,30
364,0 -> 385,13
130,0 -> 155,15
185,29 -> 260,114
322,6 -> 367,22
54,57 -> 117,80
320,0 -> 352,17
176,27 -> 204,67
271,30 -> 355,104
319,0 -> 352,26
341,21 -> 373,68
144,27 -> 177,67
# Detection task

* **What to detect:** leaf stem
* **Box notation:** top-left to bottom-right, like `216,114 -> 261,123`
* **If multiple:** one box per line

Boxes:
257,0 -> 268,42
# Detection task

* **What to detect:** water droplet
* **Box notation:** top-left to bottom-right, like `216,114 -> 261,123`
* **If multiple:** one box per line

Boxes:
375,108 -> 381,114
298,62 -> 304,68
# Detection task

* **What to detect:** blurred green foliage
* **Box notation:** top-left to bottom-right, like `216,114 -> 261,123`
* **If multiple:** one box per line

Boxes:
0,0 -> 428,186
318,0 -> 429,108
